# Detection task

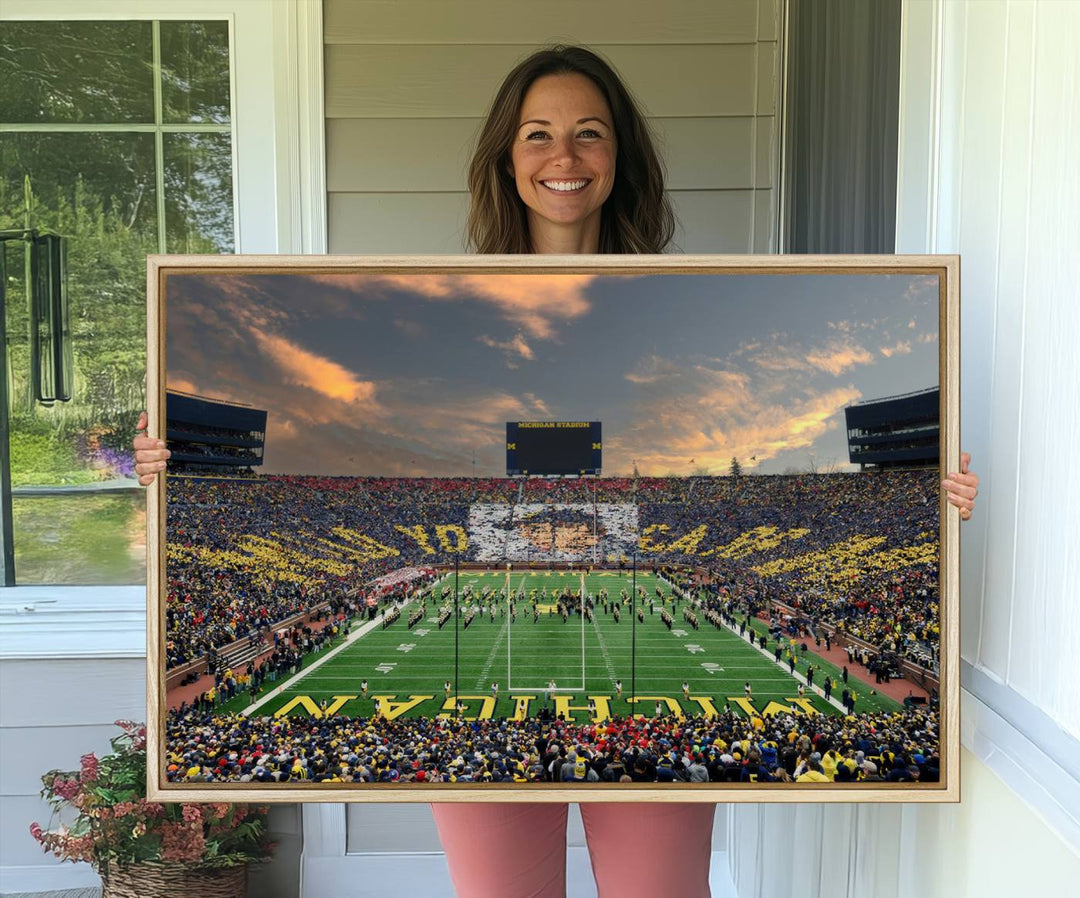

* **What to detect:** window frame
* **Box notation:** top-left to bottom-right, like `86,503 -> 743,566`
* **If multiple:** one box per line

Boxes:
2,0 -> 326,256
0,1 -> 324,630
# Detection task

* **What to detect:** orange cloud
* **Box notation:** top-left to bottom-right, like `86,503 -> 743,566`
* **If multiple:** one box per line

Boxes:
621,385 -> 861,475
805,345 -> 875,375
611,345 -> 862,475
748,339 -> 874,377
166,374 -> 200,395
479,332 -> 535,362
880,340 -> 913,358
383,274 -> 599,338
292,272 -> 603,339
251,331 -> 376,404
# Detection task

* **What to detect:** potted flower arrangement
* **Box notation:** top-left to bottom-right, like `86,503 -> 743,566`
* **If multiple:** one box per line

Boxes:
30,720 -> 274,898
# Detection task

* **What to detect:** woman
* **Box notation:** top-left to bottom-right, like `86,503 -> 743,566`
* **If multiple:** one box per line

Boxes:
135,45 -> 978,898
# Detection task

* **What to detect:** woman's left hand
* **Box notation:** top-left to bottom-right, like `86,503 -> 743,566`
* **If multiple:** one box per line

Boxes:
942,451 -> 979,521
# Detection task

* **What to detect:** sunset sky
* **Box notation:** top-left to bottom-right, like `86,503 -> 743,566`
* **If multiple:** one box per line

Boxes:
166,270 -> 939,477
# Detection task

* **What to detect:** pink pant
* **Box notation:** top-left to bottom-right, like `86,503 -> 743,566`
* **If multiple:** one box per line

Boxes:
431,802 -> 715,898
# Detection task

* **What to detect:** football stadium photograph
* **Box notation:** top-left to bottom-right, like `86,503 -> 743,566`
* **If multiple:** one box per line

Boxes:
149,260 -> 956,801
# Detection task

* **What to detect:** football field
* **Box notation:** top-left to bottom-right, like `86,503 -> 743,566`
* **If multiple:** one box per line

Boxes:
248,570 -> 890,722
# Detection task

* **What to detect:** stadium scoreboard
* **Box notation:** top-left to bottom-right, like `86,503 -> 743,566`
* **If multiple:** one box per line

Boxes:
506,422 -> 601,476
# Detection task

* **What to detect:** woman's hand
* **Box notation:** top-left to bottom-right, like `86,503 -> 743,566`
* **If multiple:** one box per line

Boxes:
942,452 -> 979,521
133,411 -> 170,486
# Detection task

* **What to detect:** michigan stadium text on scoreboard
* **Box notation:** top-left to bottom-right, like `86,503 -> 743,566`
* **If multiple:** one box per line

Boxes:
507,421 -> 602,476
146,254 -> 960,804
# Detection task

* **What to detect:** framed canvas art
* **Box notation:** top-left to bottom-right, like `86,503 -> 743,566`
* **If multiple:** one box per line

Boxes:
146,254 -> 959,802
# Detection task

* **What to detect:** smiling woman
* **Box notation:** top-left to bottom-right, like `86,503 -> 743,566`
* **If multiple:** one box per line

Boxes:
466,45 -> 674,254
509,73 -> 617,253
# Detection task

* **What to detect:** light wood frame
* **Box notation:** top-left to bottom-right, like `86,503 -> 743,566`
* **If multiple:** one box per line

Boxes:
146,253 -> 960,803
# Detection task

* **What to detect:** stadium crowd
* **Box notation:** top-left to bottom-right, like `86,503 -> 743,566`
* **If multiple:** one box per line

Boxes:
163,705 -> 939,786
165,471 -> 939,670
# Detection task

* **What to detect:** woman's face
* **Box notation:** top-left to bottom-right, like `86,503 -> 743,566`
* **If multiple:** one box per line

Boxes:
509,73 -> 616,247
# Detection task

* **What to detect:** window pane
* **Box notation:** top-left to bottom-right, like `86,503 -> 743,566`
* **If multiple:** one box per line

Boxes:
2,132 -> 155,585
1,21 -> 235,587
164,133 -> 235,253
0,22 -> 154,124
160,21 -> 232,124
13,493 -> 145,585
0,132 -> 158,235
1,132 -> 157,434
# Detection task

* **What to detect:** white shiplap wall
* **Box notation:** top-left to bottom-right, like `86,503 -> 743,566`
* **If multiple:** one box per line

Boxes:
323,0 -> 781,254
729,1 -> 1080,894
908,0 -> 1080,737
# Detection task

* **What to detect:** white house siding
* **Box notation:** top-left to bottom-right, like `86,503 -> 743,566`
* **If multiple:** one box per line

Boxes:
324,0 -> 781,254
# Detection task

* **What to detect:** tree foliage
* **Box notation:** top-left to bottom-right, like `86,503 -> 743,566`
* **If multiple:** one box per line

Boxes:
1,20 -> 233,485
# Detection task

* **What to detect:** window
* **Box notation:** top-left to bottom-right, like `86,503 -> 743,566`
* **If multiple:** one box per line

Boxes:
781,0 -> 901,253
1,19 -> 235,584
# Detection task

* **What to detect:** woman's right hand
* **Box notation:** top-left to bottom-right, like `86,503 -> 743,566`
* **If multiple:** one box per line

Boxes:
134,411 -> 170,486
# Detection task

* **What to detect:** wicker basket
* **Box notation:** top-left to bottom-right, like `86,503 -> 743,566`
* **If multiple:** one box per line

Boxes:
100,861 -> 247,898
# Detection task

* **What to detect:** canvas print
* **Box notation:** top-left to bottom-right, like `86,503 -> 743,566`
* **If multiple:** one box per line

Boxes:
148,257 -> 958,801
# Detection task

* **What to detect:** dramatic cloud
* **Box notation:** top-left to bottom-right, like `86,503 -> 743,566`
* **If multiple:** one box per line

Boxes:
387,274 -> 600,338
617,376 -> 862,475
478,332 -> 535,365
880,340 -> 913,358
165,270 -> 935,478
250,331 -> 377,405
165,374 -> 201,395
291,272 -> 603,339
748,340 -> 875,377
805,345 -> 875,375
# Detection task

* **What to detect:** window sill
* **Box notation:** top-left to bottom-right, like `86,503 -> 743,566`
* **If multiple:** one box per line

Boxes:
961,672 -> 1080,854
0,586 -> 145,659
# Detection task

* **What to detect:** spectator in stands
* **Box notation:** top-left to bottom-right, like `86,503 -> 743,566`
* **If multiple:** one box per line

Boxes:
163,703 -> 940,788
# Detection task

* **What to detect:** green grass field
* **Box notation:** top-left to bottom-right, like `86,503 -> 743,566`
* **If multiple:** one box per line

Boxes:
240,570 -> 900,723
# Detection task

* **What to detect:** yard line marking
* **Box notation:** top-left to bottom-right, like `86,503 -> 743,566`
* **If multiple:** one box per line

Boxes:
241,597 -> 419,716
589,609 -> 617,682
717,616 -> 850,714
476,613 -> 509,690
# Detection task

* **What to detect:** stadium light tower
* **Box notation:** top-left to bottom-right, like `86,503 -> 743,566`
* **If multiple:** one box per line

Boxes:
630,551 -> 637,702
453,557 -> 460,718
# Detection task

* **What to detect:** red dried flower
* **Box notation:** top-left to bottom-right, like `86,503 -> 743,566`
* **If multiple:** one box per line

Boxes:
52,777 -> 80,801
160,821 -> 206,863
80,753 -> 100,782
33,722 -> 272,871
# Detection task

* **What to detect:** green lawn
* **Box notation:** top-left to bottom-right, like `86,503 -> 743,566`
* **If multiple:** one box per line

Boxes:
12,492 -> 145,585
238,570 -> 896,722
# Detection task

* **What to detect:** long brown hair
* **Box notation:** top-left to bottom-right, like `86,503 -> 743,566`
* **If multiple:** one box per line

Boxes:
466,46 -> 675,254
